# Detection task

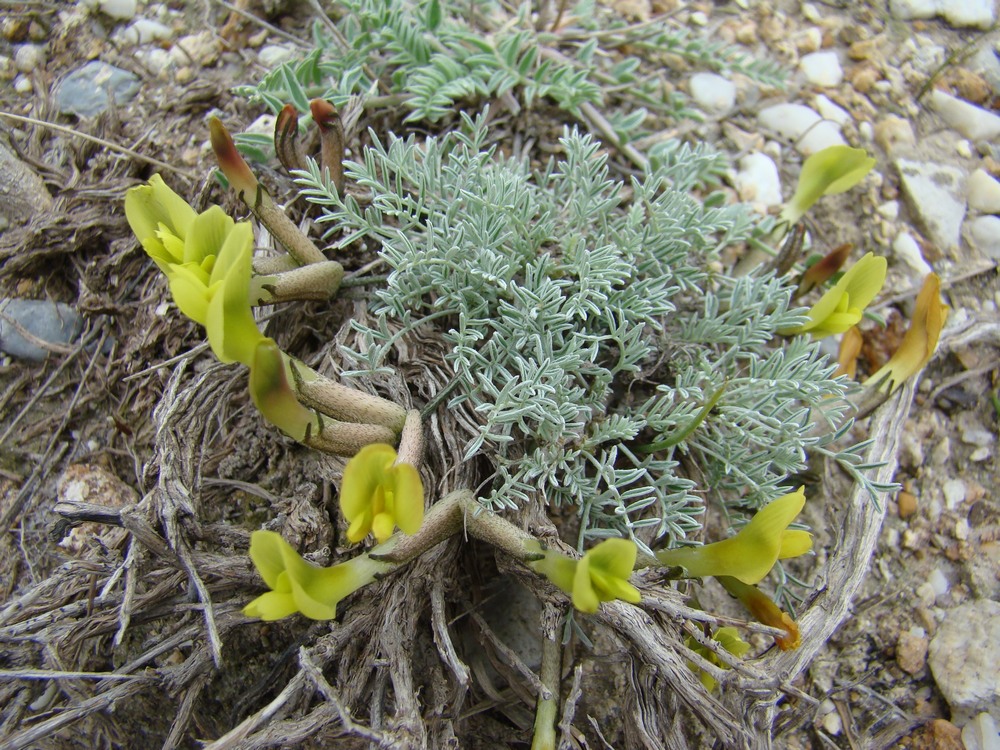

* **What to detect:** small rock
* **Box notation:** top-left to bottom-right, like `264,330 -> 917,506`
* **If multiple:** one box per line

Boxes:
56,463 -> 137,556
931,89 -> 1000,143
689,72 -> 736,115
821,708 -> 842,735
874,116 -> 916,154
735,153 -> 782,207
13,43 -> 45,73
897,628 -> 929,675
0,299 -> 83,361
957,140 -> 974,158
895,158 -> 967,251
54,61 -> 141,117
758,103 -> 845,155
0,141 -> 54,225
968,169 -> 1000,213
969,215 -> 1000,260
258,44 -> 295,68
907,719 -> 965,750
801,51 -> 843,87
970,446 -> 991,462
893,232 -> 934,278
170,31 -> 222,67
898,490 -> 918,519
928,600 -> 1000,723
12,74 -> 32,94
878,200 -> 900,220
889,0 -> 996,29
963,713 -> 1000,750
814,94 -> 851,126
849,63 -> 881,93
928,568 -> 950,597
942,479 -> 967,509
90,0 -> 138,20
121,19 -> 173,45
796,28 -> 823,55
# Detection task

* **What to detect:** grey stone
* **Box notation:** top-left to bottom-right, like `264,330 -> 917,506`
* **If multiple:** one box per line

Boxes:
969,216 -> 1000,260
54,61 -> 141,117
895,158 -> 967,251
0,141 -> 53,226
0,299 -> 83,361
931,90 -> 1000,143
928,600 -> 1000,724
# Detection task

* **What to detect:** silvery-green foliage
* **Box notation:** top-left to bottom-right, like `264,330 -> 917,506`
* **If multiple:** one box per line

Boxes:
233,0 -> 784,143
293,110 -> 864,551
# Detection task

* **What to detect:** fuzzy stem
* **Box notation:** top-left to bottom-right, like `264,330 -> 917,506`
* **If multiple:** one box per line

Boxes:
394,410 -> 423,470
290,358 -> 408,432
250,261 -> 344,305
531,604 -> 562,750
369,490 -> 543,566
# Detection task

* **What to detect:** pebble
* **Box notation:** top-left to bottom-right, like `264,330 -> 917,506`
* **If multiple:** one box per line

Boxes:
897,490 -> 918,518
0,140 -> 54,224
931,90 -> 1000,143
758,103 -> 845,155
258,45 -> 295,68
13,43 -> 45,73
908,719 -> 965,750
821,707 -> 843,735
877,200 -> 900,220
735,153 -> 782,207
689,72 -> 736,115
968,169 -> 1000,213
895,158 -> 967,251
170,31 -> 222,67
54,61 -> 141,117
0,299 -> 83,361
928,600 -> 1000,724
928,568 -> 950,597
874,116 -> 916,154
889,0 -> 997,28
87,0 -> 138,20
969,216 -> 1000,260
970,446 -> 991,462
801,51 -> 843,87
121,19 -> 173,45
962,712 -> 1000,750
13,75 -> 31,94
942,479 -> 966,510
893,232 -> 934,277
897,628 -> 929,675
814,94 -> 851,126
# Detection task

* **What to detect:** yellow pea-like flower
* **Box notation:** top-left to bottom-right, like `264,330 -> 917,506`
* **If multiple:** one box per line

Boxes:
656,488 -> 812,585
783,253 -> 887,339
340,443 -> 425,544
533,537 -> 642,614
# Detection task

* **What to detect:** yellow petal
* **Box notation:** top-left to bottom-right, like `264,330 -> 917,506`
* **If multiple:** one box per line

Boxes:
371,512 -> 396,543
249,341 -> 322,440
778,529 -> 813,559
783,146 -> 875,225
571,554 -> 600,614
125,175 -> 197,250
389,462 -> 425,535
340,443 -> 396,527
205,222 -> 265,365
243,590 -> 299,621
166,263 -> 211,323
532,549 -> 577,594
787,254 -> 886,339
248,530 -> 290,591
186,205 -> 235,264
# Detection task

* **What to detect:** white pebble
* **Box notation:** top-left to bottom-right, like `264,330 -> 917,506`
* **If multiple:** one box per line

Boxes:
14,44 -> 45,73
962,712 -> 1000,750
758,103 -> 846,155
942,478 -> 966,509
931,89 -> 1000,142
13,75 -> 32,94
970,215 -> 1000,260
916,581 -> 936,606
98,0 -> 137,20
877,200 -> 900,220
928,567 -> 950,597
258,45 -> 295,68
801,51 -> 843,87
689,72 -> 736,115
956,140 -> 973,158
821,709 -> 843,736
968,169 -> 1000,213
814,94 -> 851,126
122,19 -> 173,45
689,10 -> 708,26
893,231 -> 933,276
859,120 -> 874,142
889,0 -> 996,29
970,446 -> 991,462
735,152 -> 783,207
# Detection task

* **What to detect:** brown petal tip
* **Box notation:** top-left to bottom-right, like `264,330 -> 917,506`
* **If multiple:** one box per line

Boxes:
209,116 -> 259,194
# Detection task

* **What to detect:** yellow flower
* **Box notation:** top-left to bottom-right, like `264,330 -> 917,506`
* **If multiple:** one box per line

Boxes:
866,273 -> 948,394
784,253 -> 887,339
249,339 -> 324,440
340,443 -> 424,543
532,537 -> 642,614
686,626 -> 751,691
243,530 -> 384,621
781,146 -> 875,227
124,176 -> 265,365
718,576 -> 801,651
656,488 -> 812,585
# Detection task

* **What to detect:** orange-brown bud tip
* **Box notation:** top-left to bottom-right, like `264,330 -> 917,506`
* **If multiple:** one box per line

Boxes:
799,243 -> 852,296
209,116 -> 258,194
276,104 -> 299,137
310,99 -> 340,131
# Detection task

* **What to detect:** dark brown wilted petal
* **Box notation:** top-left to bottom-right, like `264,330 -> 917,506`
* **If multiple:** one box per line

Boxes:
797,243 -> 852,297
209,116 -> 259,198
274,104 -> 307,173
